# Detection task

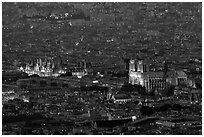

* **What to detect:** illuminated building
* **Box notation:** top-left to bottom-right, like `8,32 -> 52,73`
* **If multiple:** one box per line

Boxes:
19,57 -> 66,77
112,94 -> 132,104
71,60 -> 88,78
129,59 -> 188,93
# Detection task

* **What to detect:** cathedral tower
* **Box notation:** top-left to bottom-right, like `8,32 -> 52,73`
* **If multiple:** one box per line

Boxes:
129,59 -> 150,90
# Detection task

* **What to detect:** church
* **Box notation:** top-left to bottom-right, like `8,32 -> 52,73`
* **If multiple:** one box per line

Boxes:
129,59 -> 188,93
19,57 -> 66,77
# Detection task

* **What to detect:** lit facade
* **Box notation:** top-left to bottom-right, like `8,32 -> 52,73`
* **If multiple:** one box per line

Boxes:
19,57 -> 66,77
70,60 -> 88,78
129,59 -> 188,93
129,59 -> 151,92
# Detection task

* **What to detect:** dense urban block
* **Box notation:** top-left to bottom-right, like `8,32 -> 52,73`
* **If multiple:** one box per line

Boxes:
2,2 -> 202,135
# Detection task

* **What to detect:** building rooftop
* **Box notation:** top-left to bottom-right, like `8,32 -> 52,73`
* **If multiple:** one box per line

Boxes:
176,70 -> 187,78
148,71 -> 164,78
114,94 -> 131,100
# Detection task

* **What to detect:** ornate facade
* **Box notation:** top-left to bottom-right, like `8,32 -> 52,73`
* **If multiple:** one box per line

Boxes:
129,59 -> 187,93
19,57 -> 66,77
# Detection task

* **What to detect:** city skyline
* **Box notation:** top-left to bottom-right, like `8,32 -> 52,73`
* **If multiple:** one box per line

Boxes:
2,2 -> 202,135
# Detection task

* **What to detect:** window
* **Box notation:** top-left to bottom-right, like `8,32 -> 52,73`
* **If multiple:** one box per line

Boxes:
143,64 -> 147,72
